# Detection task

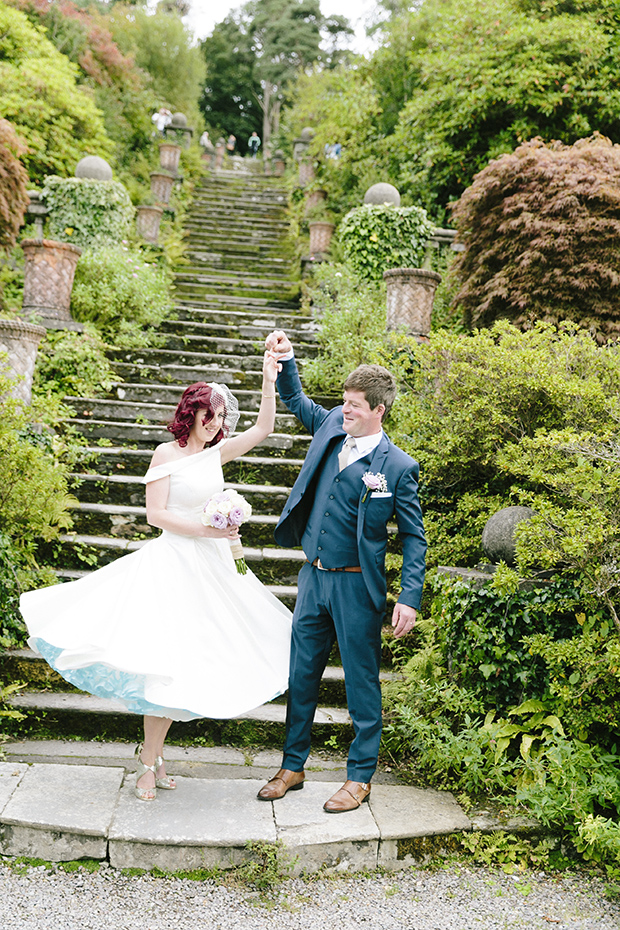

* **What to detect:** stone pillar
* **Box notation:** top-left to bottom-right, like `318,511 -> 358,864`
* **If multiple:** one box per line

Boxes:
383,268 -> 441,341
273,151 -> 286,177
136,205 -> 163,243
150,171 -> 174,205
298,158 -> 315,187
21,239 -> 83,331
159,143 -> 182,175
309,221 -> 335,258
215,138 -> 226,169
0,319 -> 46,404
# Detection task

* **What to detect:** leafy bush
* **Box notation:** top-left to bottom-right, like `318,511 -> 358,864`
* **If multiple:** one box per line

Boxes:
42,177 -> 134,251
0,357 -> 75,644
451,135 -> 620,338
338,204 -> 434,281
0,118 -> 29,253
70,245 -> 172,348
429,572 -> 582,711
33,326 -> 117,400
0,4 -> 112,183
301,263 -> 390,394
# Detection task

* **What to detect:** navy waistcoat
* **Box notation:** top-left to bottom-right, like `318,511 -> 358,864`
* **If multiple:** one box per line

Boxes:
302,439 -> 371,567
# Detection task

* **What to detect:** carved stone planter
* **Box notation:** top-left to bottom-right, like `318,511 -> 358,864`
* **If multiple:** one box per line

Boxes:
383,268 -> 442,341
298,158 -> 315,187
309,221 -> 335,257
150,171 -> 174,205
136,205 -> 163,243
0,319 -> 46,404
21,239 -> 83,331
159,143 -> 182,175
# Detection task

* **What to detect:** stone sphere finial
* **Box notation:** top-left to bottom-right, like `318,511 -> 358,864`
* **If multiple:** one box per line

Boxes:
482,506 -> 536,566
170,112 -> 188,128
75,156 -> 113,180
364,183 -> 401,207
300,127 -> 314,141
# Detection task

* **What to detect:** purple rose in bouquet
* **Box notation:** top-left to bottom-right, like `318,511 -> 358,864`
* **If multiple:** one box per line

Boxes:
210,511 -> 228,529
229,506 -> 245,526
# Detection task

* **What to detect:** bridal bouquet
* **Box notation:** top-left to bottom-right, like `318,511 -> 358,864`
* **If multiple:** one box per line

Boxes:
202,489 -> 252,574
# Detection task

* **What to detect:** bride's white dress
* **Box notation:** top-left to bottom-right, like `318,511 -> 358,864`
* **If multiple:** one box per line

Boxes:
20,441 -> 292,721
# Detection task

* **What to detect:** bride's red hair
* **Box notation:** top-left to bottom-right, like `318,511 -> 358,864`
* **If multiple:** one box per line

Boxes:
167,382 -> 228,448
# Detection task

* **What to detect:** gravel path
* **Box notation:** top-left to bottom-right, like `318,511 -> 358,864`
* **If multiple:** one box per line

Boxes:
0,861 -> 618,929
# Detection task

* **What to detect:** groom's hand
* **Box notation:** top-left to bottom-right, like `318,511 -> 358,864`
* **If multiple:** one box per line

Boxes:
392,603 -> 417,639
265,329 -> 293,358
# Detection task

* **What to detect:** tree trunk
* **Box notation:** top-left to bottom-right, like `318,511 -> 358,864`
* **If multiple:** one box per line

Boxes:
262,80 -> 272,149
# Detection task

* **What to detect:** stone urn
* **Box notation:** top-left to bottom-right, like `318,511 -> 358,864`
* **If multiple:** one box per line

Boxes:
21,239 -> 83,330
150,171 -> 174,205
383,268 -> 442,341
0,319 -> 46,404
159,143 -> 182,175
309,221 -> 335,257
305,189 -> 327,215
298,158 -> 315,187
136,205 -> 163,243
482,506 -> 536,567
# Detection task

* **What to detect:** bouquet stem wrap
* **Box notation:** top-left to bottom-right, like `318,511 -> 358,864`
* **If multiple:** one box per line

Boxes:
229,538 -> 248,574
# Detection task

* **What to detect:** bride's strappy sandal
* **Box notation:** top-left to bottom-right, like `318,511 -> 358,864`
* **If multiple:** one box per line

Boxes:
154,755 -> 177,790
134,744 -> 157,801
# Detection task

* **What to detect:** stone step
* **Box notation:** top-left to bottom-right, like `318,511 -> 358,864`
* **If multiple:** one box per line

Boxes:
79,448 -> 305,483
5,691 -> 352,752
0,760 -> 472,872
68,503 -> 281,548
108,344 -> 316,376
173,280 -> 299,303
63,397 -> 301,434
108,382 -> 331,413
175,292 -> 302,311
174,304 -> 313,327
182,254 -> 293,275
70,472 -> 291,512
38,535 -> 305,586
159,318 -> 315,344
67,417 -> 312,453
3,651 -> 384,707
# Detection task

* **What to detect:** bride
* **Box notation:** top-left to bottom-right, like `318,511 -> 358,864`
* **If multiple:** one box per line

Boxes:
20,352 -> 292,800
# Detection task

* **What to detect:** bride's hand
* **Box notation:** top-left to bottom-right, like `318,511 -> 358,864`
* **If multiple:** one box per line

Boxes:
262,351 -> 279,383
199,524 -> 241,539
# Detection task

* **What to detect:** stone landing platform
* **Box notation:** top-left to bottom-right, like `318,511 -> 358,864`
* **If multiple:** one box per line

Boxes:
0,742 -> 478,873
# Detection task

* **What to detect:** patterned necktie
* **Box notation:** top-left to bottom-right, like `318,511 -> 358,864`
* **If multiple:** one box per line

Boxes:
338,436 -> 356,472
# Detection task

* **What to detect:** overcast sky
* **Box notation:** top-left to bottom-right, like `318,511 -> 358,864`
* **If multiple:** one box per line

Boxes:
183,0 -> 381,54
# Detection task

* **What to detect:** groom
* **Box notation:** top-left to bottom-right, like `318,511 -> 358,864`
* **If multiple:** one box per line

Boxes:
257,330 -> 426,812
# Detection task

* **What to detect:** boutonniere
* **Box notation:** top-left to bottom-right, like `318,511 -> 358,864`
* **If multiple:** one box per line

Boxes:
361,471 -> 388,502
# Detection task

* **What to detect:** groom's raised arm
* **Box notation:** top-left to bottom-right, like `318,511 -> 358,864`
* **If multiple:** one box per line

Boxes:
265,330 -> 330,436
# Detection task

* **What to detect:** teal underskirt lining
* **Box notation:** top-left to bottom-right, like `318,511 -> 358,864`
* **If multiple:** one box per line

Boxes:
31,638 -> 202,720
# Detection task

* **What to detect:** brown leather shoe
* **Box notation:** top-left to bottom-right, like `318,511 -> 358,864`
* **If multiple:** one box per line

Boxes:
323,780 -> 371,813
257,768 -> 305,800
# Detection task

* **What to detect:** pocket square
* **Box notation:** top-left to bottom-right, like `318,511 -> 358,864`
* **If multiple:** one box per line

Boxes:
371,491 -> 392,498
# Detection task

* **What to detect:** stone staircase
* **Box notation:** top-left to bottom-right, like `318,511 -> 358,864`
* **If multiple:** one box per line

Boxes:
0,169 -> 484,871
4,169 -> 355,751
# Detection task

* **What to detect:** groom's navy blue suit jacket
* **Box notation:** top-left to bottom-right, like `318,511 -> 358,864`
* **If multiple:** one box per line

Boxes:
274,358 -> 427,613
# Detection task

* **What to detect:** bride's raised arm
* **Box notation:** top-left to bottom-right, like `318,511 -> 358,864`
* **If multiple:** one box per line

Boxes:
220,351 -> 278,465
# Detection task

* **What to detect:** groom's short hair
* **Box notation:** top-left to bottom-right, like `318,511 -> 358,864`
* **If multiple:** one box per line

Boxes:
344,365 -> 397,419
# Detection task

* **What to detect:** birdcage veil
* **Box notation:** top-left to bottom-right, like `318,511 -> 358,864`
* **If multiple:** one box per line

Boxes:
206,382 -> 240,435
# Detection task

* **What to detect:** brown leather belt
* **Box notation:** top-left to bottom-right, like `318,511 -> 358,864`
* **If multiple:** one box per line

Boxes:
310,558 -> 362,573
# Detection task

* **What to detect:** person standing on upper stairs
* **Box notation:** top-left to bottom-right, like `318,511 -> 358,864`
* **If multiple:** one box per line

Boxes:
258,330 -> 427,813
248,131 -> 261,158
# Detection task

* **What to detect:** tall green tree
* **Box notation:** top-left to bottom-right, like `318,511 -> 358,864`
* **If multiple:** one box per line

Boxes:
391,0 -> 620,217
201,14 -> 262,151
202,0 -> 352,151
